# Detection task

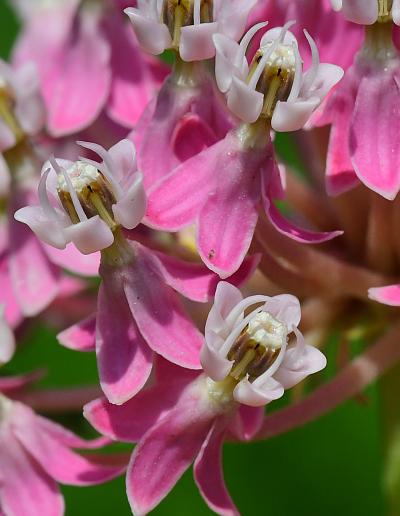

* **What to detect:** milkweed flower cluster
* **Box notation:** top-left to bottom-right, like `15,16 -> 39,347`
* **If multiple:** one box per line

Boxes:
1,0 -> 400,515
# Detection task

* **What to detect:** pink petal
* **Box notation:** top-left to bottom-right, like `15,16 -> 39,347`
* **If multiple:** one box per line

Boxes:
146,138 -> 222,230
228,405 -> 264,441
57,314 -> 96,352
350,71 -> 400,200
0,252 -> 22,328
369,284 -> 400,306
326,105 -> 360,196
45,9 -> 111,136
8,218 -> 60,317
264,197 -> 343,243
97,271 -> 154,405
123,244 -> 204,369
127,387 -> 215,515
172,113 -> 218,163
0,371 -> 43,394
43,244 -> 100,277
0,431 -> 64,516
153,251 -> 260,303
194,424 -> 239,516
14,410 -> 127,487
106,17 -> 168,127
84,359 -> 198,442
197,132 -> 267,277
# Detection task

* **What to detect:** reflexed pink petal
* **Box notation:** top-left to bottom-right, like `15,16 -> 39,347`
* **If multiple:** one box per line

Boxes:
369,284 -> 400,306
154,251 -> 260,303
123,244 -> 204,369
0,371 -> 43,394
57,314 -> 96,352
8,219 -> 60,317
0,430 -> 64,516
264,198 -> 343,243
146,138 -> 222,230
97,271 -> 154,405
84,359 -> 198,442
229,405 -> 264,441
194,424 -> 239,516
351,71 -> 400,200
197,132 -> 267,277
14,407 -> 127,486
127,384 -> 215,515
106,18 -> 168,127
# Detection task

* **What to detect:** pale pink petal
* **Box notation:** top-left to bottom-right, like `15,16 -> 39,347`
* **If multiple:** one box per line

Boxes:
180,23 -> 219,62
0,153 -> 11,196
43,244 -> 100,277
0,431 -> 64,516
234,376 -> 284,407
350,72 -> 400,200
57,314 -> 96,352
0,371 -> 43,393
194,425 -> 239,516
97,271 -> 154,405
113,173 -> 147,230
64,216 -> 114,255
123,244 -> 203,369
342,0 -> 378,24
369,284 -> 400,306
124,7 -> 172,55
127,389 -> 215,515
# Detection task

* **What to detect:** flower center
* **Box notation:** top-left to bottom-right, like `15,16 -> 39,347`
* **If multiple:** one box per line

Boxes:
56,160 -> 118,230
248,42 -> 296,119
0,81 -> 24,147
227,311 -> 288,382
378,0 -> 393,22
162,0 -> 213,47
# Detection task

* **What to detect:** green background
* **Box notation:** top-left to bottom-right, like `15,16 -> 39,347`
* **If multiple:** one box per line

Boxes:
0,1 -> 385,514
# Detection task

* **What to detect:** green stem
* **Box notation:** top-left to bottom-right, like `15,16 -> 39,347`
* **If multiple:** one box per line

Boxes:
380,362 -> 400,516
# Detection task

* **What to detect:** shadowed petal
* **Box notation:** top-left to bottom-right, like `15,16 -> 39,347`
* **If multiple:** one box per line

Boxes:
97,270 -> 153,404
123,244 -> 204,369
194,424 -> 239,516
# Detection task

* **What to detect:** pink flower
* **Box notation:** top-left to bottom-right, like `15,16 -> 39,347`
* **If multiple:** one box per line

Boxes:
214,22 -> 343,128
125,0 -> 258,61
330,0 -> 400,25
16,140 -> 258,404
313,19 -> 400,199
85,283 -> 326,515
12,0 -> 168,135
249,0 -> 363,71
0,392 -> 127,516
146,23 -> 343,277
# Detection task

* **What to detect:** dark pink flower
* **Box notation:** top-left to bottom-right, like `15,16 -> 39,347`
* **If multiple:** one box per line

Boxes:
85,283 -> 326,515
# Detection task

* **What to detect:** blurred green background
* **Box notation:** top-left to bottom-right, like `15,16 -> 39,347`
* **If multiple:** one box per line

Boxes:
0,1 -> 385,515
